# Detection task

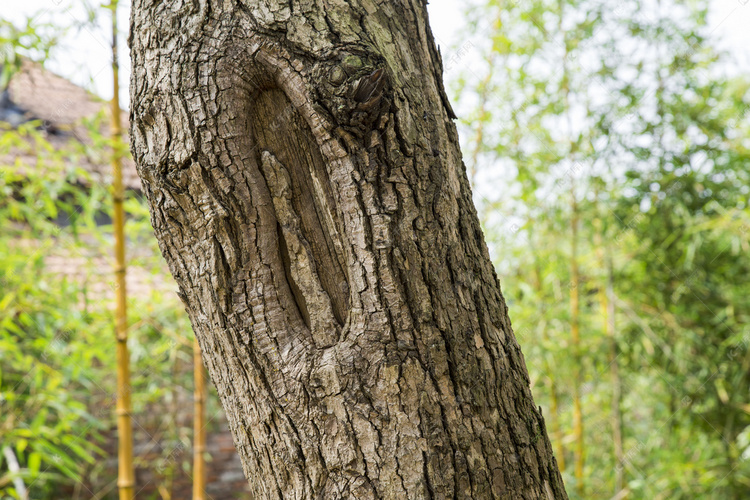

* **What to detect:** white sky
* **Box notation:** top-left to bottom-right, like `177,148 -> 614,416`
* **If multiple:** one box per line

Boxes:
1,0 -> 749,106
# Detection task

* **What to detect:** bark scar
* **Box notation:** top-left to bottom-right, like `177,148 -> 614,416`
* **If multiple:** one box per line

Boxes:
260,150 -> 340,347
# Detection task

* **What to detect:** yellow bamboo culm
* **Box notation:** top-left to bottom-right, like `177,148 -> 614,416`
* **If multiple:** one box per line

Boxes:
193,337 -> 206,500
549,380 -> 565,472
533,250 -> 565,473
594,218 -> 625,497
110,1 -> 135,498
570,193 -> 584,496
558,0 -> 585,488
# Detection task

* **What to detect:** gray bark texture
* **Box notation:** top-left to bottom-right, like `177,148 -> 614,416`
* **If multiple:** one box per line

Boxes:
129,1 -> 568,498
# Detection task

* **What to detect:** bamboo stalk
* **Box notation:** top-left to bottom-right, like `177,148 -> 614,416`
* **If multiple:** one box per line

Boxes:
594,218 -> 625,496
193,337 -> 206,500
570,194 -> 584,495
532,240 -> 565,472
548,384 -> 565,471
558,0 -> 584,489
109,2 -> 135,498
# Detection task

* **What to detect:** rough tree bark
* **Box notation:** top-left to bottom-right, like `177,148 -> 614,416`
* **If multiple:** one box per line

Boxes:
129,1 -> 567,498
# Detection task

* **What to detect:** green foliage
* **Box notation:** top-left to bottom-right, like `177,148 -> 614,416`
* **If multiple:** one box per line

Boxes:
455,0 -> 750,497
0,240 -> 105,496
0,73 -> 199,500
0,17 -> 59,90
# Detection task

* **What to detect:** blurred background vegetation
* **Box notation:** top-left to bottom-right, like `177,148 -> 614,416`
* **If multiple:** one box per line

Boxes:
1,0 -> 749,499
453,0 -> 750,498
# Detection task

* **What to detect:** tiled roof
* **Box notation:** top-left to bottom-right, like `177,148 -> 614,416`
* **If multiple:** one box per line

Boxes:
2,60 -> 141,190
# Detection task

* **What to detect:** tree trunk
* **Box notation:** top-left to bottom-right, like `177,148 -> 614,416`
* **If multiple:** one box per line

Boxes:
129,1 -> 567,498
